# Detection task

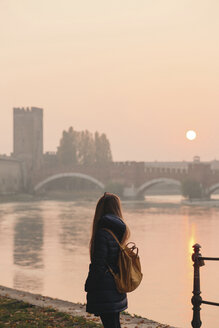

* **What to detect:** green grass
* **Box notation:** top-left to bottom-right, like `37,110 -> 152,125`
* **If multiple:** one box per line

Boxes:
0,295 -> 102,328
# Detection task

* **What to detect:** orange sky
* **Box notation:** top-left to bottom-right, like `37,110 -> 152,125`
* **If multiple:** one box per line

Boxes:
1,0 -> 219,161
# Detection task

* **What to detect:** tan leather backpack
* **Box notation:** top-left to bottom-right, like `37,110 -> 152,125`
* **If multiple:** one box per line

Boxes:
103,228 -> 143,293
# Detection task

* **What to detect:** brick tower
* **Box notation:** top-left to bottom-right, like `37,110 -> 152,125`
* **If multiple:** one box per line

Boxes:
13,107 -> 43,171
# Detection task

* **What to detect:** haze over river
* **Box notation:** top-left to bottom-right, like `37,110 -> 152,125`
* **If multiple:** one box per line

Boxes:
0,197 -> 219,328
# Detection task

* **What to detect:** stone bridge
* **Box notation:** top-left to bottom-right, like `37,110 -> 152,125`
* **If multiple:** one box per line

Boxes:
31,161 -> 219,198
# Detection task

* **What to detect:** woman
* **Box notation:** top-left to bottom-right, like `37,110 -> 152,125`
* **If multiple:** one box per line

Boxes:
84,192 -> 130,328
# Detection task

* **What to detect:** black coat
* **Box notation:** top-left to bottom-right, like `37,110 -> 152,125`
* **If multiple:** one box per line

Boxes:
85,214 -> 128,314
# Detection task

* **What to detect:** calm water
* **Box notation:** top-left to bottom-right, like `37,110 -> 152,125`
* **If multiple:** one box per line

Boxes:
0,197 -> 219,328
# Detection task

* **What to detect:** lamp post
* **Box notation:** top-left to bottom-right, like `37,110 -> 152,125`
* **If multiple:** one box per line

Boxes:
191,243 -> 205,328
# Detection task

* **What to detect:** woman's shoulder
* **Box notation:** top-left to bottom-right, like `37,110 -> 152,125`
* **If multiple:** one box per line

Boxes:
98,214 -> 126,242
99,214 -> 126,230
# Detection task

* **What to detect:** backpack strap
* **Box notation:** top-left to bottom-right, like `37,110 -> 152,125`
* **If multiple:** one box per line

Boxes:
102,228 -> 124,250
100,228 -> 121,277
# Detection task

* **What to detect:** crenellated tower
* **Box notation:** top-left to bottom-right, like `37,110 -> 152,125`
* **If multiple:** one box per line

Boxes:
13,107 -> 43,172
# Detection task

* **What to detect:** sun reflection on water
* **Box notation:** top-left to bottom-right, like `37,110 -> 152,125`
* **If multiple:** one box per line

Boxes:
188,223 -> 196,261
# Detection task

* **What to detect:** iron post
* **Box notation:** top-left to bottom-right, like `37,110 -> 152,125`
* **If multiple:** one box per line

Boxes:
191,243 -> 205,328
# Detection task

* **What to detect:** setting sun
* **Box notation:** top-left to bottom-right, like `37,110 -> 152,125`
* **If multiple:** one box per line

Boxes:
186,130 -> 197,141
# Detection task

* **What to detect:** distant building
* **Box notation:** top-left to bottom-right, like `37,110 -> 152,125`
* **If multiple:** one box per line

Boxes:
193,155 -> 200,163
210,160 -> 219,171
0,107 -> 44,194
13,107 -> 43,171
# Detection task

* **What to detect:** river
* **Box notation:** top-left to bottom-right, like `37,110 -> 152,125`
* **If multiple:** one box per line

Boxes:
0,196 -> 219,327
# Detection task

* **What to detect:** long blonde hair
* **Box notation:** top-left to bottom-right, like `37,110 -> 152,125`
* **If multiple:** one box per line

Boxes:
89,193 -> 130,260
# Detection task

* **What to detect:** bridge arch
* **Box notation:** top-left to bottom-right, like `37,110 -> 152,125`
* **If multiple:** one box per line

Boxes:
136,178 -> 181,196
34,172 -> 105,192
207,183 -> 219,196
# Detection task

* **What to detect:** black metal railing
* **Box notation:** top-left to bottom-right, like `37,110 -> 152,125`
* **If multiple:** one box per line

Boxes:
191,243 -> 219,328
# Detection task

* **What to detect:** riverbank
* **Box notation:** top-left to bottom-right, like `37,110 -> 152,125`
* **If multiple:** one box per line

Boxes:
1,192 -> 219,208
181,198 -> 219,207
0,285 -> 176,328
0,192 -> 100,203
0,294 -> 101,327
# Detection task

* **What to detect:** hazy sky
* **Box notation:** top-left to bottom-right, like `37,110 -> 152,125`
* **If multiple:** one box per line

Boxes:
1,0 -> 219,161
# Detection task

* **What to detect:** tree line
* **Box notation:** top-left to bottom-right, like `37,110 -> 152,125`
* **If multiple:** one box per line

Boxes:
56,127 -> 113,166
